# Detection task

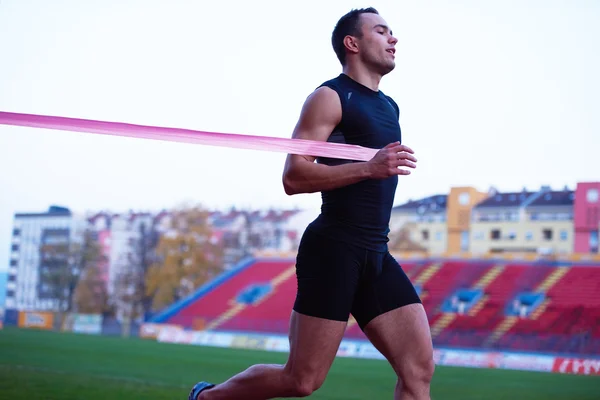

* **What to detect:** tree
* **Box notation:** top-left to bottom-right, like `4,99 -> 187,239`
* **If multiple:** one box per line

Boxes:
146,206 -> 224,312
136,220 -> 159,319
109,216 -> 157,335
113,267 -> 145,336
73,246 -> 108,314
388,222 -> 428,252
38,228 -> 104,315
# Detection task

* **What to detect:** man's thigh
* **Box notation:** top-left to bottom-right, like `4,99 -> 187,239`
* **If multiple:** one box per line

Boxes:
288,229 -> 365,392
284,310 -> 348,392
351,252 -> 422,330
362,303 -> 434,383
351,253 -> 433,378
293,228 -> 363,322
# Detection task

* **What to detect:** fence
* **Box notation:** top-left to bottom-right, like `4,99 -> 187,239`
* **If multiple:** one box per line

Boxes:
1,309 -> 141,337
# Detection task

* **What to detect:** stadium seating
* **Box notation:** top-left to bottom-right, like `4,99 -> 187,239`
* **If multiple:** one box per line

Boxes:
217,265 -> 297,334
420,261 -> 488,315
493,266 -> 600,354
150,257 -> 600,356
157,259 -> 294,329
546,266 -> 600,307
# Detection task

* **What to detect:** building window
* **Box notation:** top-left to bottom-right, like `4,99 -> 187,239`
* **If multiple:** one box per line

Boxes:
530,213 -> 537,221
10,259 -> 17,266
473,231 -> 484,240
508,231 -> 517,240
460,231 -> 469,251
525,231 -> 533,241
491,229 -> 501,240
591,231 -> 599,253
587,188 -> 599,203
422,230 -> 429,241
459,192 -> 470,205
435,231 -> 443,241
12,228 -> 21,236
556,212 -> 573,220
543,229 -> 553,241
8,275 -> 16,282
560,230 -> 568,241
11,244 -> 19,252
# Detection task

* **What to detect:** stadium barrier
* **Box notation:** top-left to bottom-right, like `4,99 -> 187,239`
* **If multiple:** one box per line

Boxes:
139,322 -> 183,339
17,311 -> 54,330
553,357 -> 600,375
148,324 -> 600,377
2,310 -> 143,337
61,313 -> 103,335
253,250 -> 600,263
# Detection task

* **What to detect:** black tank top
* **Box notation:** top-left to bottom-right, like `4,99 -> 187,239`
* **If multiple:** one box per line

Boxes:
307,73 -> 402,252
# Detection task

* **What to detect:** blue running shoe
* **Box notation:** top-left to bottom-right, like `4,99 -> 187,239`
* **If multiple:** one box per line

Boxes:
188,381 -> 215,400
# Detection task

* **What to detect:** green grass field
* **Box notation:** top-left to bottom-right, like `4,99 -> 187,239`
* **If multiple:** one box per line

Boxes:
0,327 -> 597,399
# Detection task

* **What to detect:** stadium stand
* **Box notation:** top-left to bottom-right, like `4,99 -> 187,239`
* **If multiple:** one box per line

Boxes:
151,259 -> 295,331
494,266 -> 600,354
149,257 -> 600,356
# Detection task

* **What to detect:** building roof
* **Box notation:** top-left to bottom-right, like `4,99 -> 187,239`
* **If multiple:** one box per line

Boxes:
87,211 -> 111,224
527,190 -> 574,207
393,195 -> 447,213
474,191 -> 536,208
209,208 -> 301,227
15,205 -> 72,218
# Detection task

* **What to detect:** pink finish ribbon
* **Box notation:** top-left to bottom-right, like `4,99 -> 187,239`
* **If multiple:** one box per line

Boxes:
0,111 -> 378,162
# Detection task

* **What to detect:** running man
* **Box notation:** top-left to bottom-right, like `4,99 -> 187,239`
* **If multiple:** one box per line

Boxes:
189,7 -> 435,399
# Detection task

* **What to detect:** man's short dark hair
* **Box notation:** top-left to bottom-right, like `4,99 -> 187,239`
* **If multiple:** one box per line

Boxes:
332,7 -> 379,66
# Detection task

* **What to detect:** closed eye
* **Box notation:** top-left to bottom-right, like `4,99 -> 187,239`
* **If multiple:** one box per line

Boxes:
374,24 -> 393,36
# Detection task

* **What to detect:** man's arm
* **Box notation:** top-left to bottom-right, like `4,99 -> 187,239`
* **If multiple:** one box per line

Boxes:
282,86 -> 417,196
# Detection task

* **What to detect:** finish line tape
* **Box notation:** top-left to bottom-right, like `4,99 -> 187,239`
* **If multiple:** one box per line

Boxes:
0,111 -> 378,162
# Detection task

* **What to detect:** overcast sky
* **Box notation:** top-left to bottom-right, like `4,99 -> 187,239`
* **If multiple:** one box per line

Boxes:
1,0 -> 598,272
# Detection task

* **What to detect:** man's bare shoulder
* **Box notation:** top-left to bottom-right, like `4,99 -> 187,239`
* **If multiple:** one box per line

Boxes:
297,85 -> 341,115
293,86 -> 342,140
306,85 -> 341,104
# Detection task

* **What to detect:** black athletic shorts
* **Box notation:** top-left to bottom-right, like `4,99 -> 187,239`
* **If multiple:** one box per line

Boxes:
293,227 -> 422,330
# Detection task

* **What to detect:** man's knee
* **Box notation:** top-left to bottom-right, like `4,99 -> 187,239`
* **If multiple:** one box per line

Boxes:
285,368 -> 327,397
293,378 -> 323,397
286,370 -> 326,397
415,355 -> 435,383
397,351 -> 435,390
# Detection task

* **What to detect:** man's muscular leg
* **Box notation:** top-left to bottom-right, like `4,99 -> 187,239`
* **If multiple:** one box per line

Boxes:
197,311 -> 347,400
352,253 -> 434,400
363,304 -> 434,400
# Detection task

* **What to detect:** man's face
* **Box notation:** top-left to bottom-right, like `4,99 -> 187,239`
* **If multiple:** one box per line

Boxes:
355,13 -> 398,75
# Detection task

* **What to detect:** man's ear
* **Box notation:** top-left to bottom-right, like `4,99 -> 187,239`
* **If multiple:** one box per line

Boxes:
343,35 -> 360,56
